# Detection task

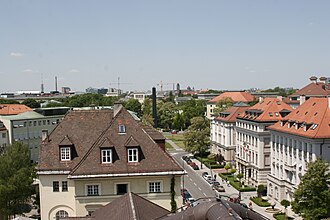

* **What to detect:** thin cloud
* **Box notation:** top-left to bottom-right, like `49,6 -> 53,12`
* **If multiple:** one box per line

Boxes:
69,69 -> 80,73
10,52 -> 24,57
22,69 -> 34,73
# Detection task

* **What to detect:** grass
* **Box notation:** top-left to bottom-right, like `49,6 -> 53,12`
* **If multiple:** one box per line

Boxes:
165,142 -> 174,150
250,197 -> 271,207
273,213 -> 294,220
218,173 -> 256,192
164,133 -> 186,149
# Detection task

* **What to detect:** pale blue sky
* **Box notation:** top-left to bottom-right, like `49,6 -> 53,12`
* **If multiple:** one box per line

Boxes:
1,0 -> 330,93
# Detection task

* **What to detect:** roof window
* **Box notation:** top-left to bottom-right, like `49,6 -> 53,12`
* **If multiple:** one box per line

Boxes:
311,124 -> 318,130
314,112 -> 318,116
269,112 -> 273,117
119,124 -> 126,133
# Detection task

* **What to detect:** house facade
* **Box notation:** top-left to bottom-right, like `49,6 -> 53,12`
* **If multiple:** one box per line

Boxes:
37,104 -> 184,220
235,98 -> 292,186
210,105 -> 249,162
0,121 -> 8,153
267,97 -> 330,201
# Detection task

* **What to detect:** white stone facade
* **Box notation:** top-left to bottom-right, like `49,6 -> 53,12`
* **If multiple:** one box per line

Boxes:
235,120 -> 272,186
210,119 -> 236,162
267,131 -> 330,202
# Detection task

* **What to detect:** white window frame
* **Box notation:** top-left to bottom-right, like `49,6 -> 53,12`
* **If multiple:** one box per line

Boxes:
119,124 -> 126,133
128,148 -> 138,162
55,210 -> 69,219
60,147 -> 71,161
148,181 -> 162,193
86,184 -> 101,196
101,149 -> 112,163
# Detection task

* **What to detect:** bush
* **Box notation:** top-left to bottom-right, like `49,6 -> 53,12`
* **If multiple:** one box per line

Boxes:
250,197 -> 271,207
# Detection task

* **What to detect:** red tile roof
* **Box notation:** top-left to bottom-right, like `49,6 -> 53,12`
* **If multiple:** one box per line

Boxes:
237,98 -> 293,122
208,92 -> 255,103
0,104 -> 32,115
269,97 -> 330,139
215,106 -> 250,123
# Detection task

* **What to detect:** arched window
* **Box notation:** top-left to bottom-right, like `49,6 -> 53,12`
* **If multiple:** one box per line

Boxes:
55,210 -> 68,220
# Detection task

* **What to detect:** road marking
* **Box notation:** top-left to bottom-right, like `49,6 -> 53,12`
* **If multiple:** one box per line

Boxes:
189,178 -> 193,182
203,193 -> 207,197
193,182 -> 197,186
198,187 -> 202,191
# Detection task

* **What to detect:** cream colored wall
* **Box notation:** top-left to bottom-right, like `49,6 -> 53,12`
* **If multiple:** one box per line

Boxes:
206,103 -> 215,119
74,175 -> 181,215
39,175 -> 76,220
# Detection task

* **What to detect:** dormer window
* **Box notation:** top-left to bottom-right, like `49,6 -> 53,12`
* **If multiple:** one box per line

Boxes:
119,124 -> 126,133
128,148 -> 138,162
101,149 -> 112,163
60,147 -> 71,161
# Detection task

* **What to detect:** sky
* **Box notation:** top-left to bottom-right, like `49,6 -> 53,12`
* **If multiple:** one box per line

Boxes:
1,0 -> 330,93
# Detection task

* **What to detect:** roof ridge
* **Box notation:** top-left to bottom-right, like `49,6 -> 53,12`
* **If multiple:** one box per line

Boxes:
70,111 -> 117,174
129,193 -> 138,220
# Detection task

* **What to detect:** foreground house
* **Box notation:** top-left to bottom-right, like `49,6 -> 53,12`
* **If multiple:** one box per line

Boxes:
235,98 -> 292,186
267,97 -> 330,201
37,104 -> 184,220
210,104 -> 250,162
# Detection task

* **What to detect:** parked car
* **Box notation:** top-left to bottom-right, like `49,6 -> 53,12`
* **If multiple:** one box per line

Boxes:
203,174 -> 212,181
182,191 -> 192,202
212,181 -> 221,190
214,185 -> 225,192
171,130 -> 178,134
202,172 -> 208,177
186,197 -> 199,207
181,188 -> 188,196
190,162 -> 199,170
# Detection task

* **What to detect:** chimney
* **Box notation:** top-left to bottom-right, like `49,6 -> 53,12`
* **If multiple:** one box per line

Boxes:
300,94 -> 306,105
113,102 -> 123,117
55,76 -> 58,92
319,76 -> 327,84
152,87 -> 158,128
41,130 -> 49,142
309,76 -> 317,84
277,96 -> 283,101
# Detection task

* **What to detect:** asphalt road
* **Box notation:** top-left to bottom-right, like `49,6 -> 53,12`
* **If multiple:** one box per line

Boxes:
167,141 -> 216,205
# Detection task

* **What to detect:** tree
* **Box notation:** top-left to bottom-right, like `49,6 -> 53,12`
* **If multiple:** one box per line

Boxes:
224,164 -> 231,173
236,173 -> 244,186
291,158 -> 330,220
124,99 -> 142,117
0,99 -> 19,104
281,199 -> 291,220
213,97 -> 234,116
141,114 -> 154,126
22,98 -> 40,108
257,185 -> 265,197
0,142 -> 36,220
158,102 -> 176,130
183,116 -> 210,156
230,168 -> 236,174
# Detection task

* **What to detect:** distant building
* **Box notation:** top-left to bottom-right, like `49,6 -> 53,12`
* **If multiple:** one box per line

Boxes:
210,104 -> 250,162
0,104 -> 32,115
267,97 -> 330,201
174,96 -> 192,104
0,121 -> 8,153
235,98 -> 292,186
284,76 -> 330,108
0,107 -> 70,162
132,92 -> 146,104
0,93 -> 15,98
197,93 -> 220,101
37,104 -> 184,219
61,87 -> 71,94
206,91 -> 255,119
106,88 -> 122,97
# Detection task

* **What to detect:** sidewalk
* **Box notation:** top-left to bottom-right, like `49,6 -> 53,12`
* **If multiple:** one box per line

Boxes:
189,157 -> 302,220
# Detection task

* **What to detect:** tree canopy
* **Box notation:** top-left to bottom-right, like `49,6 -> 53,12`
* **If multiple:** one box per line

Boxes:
124,99 -> 142,117
0,99 -> 19,104
213,97 -> 234,116
22,98 -> 41,108
183,116 -> 210,156
0,142 -> 36,219
291,158 -> 330,220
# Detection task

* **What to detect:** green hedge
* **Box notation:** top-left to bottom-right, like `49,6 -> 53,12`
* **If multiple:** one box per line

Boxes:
205,163 -> 224,169
250,197 -> 271,207
218,173 -> 256,192
273,213 -> 294,220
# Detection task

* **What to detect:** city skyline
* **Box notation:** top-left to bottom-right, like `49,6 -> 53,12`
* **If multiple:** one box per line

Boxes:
1,0 -> 330,93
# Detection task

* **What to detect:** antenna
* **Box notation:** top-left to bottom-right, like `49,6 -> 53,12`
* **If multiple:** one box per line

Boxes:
41,73 -> 44,93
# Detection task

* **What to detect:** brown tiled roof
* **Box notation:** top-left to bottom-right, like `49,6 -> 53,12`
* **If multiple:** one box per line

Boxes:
269,97 -> 330,138
38,110 -> 115,171
208,91 -> 255,103
215,106 -> 250,123
292,82 -> 330,96
92,192 -> 170,220
38,107 -> 183,175
70,109 -> 182,176
141,125 -> 165,140
0,104 -> 32,115
238,98 -> 293,122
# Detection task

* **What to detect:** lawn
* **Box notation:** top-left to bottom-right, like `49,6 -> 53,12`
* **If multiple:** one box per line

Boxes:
273,213 -> 294,220
165,142 -> 174,150
250,197 -> 271,207
164,133 -> 186,149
